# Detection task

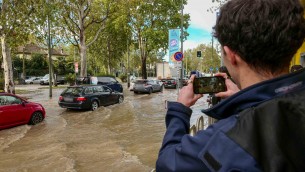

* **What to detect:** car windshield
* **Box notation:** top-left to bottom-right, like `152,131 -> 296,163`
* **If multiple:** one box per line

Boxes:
63,87 -> 83,95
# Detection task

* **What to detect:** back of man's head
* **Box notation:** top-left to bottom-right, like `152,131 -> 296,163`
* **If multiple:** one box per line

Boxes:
215,0 -> 305,75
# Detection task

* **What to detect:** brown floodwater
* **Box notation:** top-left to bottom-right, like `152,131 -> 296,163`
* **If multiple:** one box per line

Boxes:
0,84 -> 210,172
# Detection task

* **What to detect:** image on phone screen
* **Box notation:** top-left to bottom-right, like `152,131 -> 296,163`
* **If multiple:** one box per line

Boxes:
193,76 -> 227,94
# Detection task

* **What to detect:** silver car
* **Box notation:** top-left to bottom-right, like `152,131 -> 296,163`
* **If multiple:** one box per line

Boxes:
133,79 -> 163,94
25,77 -> 42,84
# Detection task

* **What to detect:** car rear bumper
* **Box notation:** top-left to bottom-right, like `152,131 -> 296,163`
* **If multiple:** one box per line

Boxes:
164,85 -> 177,88
58,101 -> 90,109
133,88 -> 151,93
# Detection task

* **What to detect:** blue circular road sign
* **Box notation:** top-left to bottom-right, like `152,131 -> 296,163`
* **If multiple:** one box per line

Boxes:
174,52 -> 184,61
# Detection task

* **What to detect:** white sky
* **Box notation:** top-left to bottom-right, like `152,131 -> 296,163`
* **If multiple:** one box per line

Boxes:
183,0 -> 218,50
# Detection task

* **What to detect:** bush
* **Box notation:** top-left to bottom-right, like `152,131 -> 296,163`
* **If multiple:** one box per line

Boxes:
119,74 -> 127,82
94,72 -> 115,77
65,73 -> 76,86
0,77 -> 4,91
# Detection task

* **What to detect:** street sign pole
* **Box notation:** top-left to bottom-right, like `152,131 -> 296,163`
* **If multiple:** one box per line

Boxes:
180,0 -> 184,90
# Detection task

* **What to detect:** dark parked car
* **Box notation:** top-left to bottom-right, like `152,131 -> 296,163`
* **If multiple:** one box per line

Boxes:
58,85 -> 124,111
0,93 -> 46,130
182,77 -> 189,86
163,79 -> 177,89
77,76 -> 123,93
133,79 -> 163,94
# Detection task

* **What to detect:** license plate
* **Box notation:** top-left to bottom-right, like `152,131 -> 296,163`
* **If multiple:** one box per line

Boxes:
64,97 -> 73,102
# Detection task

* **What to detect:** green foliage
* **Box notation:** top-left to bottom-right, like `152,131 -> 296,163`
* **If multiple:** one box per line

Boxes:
26,54 -> 48,76
0,76 -> 4,91
184,44 -> 221,73
119,73 -> 127,83
65,73 -> 76,85
53,56 -> 68,75
94,72 -> 115,78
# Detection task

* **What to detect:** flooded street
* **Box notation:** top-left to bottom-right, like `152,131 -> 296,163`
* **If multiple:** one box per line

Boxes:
0,84 -> 210,172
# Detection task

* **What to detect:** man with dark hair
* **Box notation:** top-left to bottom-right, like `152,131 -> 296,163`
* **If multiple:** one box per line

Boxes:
156,0 -> 305,171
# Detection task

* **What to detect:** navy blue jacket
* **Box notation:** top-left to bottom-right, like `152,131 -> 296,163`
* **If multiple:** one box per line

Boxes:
156,69 -> 305,172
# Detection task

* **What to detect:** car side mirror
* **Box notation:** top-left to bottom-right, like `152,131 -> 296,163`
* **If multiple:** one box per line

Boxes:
22,101 -> 26,107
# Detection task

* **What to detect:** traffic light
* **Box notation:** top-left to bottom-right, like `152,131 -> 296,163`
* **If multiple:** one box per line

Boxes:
197,51 -> 201,57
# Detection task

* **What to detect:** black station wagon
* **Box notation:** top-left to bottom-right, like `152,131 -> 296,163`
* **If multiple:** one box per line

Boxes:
58,85 -> 124,111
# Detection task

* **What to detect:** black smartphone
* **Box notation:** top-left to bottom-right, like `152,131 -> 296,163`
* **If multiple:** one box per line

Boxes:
193,76 -> 227,94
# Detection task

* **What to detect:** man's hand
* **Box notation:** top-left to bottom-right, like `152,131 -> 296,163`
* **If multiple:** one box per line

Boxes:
214,73 -> 240,99
177,75 -> 203,107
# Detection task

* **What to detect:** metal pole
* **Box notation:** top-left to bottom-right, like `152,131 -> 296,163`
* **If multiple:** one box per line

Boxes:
184,54 -> 187,76
180,0 -> 184,88
211,34 -> 214,62
127,39 -> 130,88
47,0 -> 52,97
163,60 -> 164,78
22,47 -> 25,82
74,46 -> 77,85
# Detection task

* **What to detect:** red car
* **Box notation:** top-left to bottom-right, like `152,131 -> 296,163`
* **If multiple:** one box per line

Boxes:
0,93 -> 46,130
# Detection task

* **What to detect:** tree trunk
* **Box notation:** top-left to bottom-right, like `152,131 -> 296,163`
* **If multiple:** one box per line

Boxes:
107,40 -> 111,74
80,34 -> 87,77
141,57 -> 147,79
140,37 -> 147,79
79,6 -> 87,78
1,35 -> 15,94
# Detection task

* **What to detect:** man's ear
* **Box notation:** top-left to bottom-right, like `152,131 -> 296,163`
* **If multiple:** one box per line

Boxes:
223,46 -> 238,66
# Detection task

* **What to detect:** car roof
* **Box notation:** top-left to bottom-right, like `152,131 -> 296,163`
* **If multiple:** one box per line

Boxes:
68,84 -> 112,88
68,84 -> 101,88
0,92 -> 27,100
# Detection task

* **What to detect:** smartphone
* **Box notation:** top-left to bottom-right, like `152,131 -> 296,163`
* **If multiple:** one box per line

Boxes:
193,76 -> 227,94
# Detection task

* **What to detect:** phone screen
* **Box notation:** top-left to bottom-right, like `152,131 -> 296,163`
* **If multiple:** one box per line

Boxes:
193,76 -> 227,94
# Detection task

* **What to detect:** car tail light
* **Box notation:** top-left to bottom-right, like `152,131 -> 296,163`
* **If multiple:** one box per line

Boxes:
59,96 -> 63,101
76,97 -> 87,101
173,81 -> 176,84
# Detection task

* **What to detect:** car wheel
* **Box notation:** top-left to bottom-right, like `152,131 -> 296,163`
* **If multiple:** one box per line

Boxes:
29,111 -> 44,125
91,100 -> 99,111
30,82 -> 33,84
148,88 -> 152,94
118,96 -> 124,103
134,91 -> 138,94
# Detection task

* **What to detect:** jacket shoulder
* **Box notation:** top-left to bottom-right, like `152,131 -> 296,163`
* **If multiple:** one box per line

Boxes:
227,88 -> 305,171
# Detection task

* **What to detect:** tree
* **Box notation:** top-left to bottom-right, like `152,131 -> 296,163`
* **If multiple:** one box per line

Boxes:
209,0 -> 227,12
0,0 -> 42,93
27,54 -> 49,76
87,0 -> 129,75
127,0 -> 190,79
184,44 -> 220,74
59,0 -> 116,77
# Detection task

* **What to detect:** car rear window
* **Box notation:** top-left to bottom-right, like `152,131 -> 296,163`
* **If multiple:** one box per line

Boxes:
97,77 -> 117,83
63,87 -> 83,95
135,80 -> 147,84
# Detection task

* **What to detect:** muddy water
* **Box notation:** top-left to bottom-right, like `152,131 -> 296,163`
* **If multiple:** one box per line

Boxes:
0,84 -> 210,172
